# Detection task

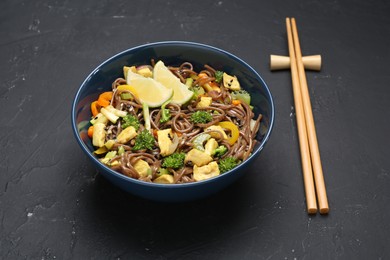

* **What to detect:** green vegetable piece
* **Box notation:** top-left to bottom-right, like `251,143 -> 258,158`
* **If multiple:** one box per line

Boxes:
133,129 -> 155,151
122,114 -> 140,130
156,167 -> 170,177
189,86 -> 205,100
118,145 -> 125,155
105,105 -> 127,117
190,111 -> 213,124
215,70 -> 224,83
185,78 -> 193,88
105,140 -> 116,150
77,120 -> 90,132
90,113 -> 108,125
120,92 -> 133,100
214,145 -> 227,157
105,151 -> 117,159
143,102 -> 151,131
218,156 -> 239,173
162,152 -> 186,169
231,90 -> 251,105
160,99 -> 171,123
193,133 -> 211,151
100,107 -> 119,123
100,157 -> 111,165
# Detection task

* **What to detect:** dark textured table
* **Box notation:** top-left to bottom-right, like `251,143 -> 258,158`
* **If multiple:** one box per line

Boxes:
1,0 -> 389,259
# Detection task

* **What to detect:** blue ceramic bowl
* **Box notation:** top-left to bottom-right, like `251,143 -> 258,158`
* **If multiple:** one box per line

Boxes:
71,41 -> 274,202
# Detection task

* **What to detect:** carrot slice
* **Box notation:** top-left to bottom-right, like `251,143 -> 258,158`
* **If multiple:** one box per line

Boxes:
97,91 -> 113,107
87,125 -> 94,138
198,72 -> 208,78
91,101 -> 100,117
232,99 -> 241,105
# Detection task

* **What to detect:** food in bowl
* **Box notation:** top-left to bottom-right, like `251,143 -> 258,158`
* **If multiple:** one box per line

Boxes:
87,59 -> 263,184
72,41 -> 274,202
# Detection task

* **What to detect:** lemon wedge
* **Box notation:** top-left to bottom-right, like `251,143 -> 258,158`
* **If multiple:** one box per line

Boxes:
126,70 -> 173,108
153,60 -> 194,105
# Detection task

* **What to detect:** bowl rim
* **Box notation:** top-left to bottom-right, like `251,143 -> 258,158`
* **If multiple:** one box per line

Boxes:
71,40 -> 275,189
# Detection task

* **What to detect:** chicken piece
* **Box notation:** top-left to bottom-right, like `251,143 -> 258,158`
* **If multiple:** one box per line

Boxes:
193,161 -> 220,181
184,149 -> 213,167
223,72 -> 241,91
117,126 -> 137,144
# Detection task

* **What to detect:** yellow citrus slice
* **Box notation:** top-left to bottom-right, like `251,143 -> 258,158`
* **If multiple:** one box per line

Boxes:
125,70 -> 173,108
153,60 -> 194,105
116,84 -> 138,96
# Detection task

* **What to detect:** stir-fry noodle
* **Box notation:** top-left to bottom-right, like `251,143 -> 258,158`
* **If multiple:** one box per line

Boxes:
88,60 -> 262,184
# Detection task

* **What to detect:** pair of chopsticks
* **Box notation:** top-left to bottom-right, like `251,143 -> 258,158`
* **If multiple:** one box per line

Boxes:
285,18 -> 329,214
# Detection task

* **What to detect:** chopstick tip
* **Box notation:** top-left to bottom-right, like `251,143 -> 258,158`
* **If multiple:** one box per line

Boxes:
319,207 -> 329,215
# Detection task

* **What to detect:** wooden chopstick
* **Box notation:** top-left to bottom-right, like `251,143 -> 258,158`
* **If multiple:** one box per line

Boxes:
290,18 -> 329,214
286,18 -> 318,214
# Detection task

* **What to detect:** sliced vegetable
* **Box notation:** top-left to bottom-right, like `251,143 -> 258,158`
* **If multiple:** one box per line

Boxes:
218,121 -> 239,145
123,66 -> 137,81
202,83 -> 213,92
100,107 -> 119,124
142,102 -> 151,131
91,101 -> 100,117
197,72 -> 208,79
117,84 -> 138,96
153,61 -> 194,105
92,123 -> 106,147
97,91 -> 113,107
94,146 -> 108,154
90,113 -> 108,125
157,167 -> 169,176
127,70 -> 174,107
189,86 -> 205,99
120,92 -> 133,100
118,145 -> 125,155
232,99 -> 241,106
105,105 -> 127,117
105,139 -> 116,150
185,78 -> 193,88
105,151 -> 117,159
193,133 -> 211,151
160,99 -> 171,123
205,125 -> 228,140
87,126 -> 94,138
231,90 -> 251,105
